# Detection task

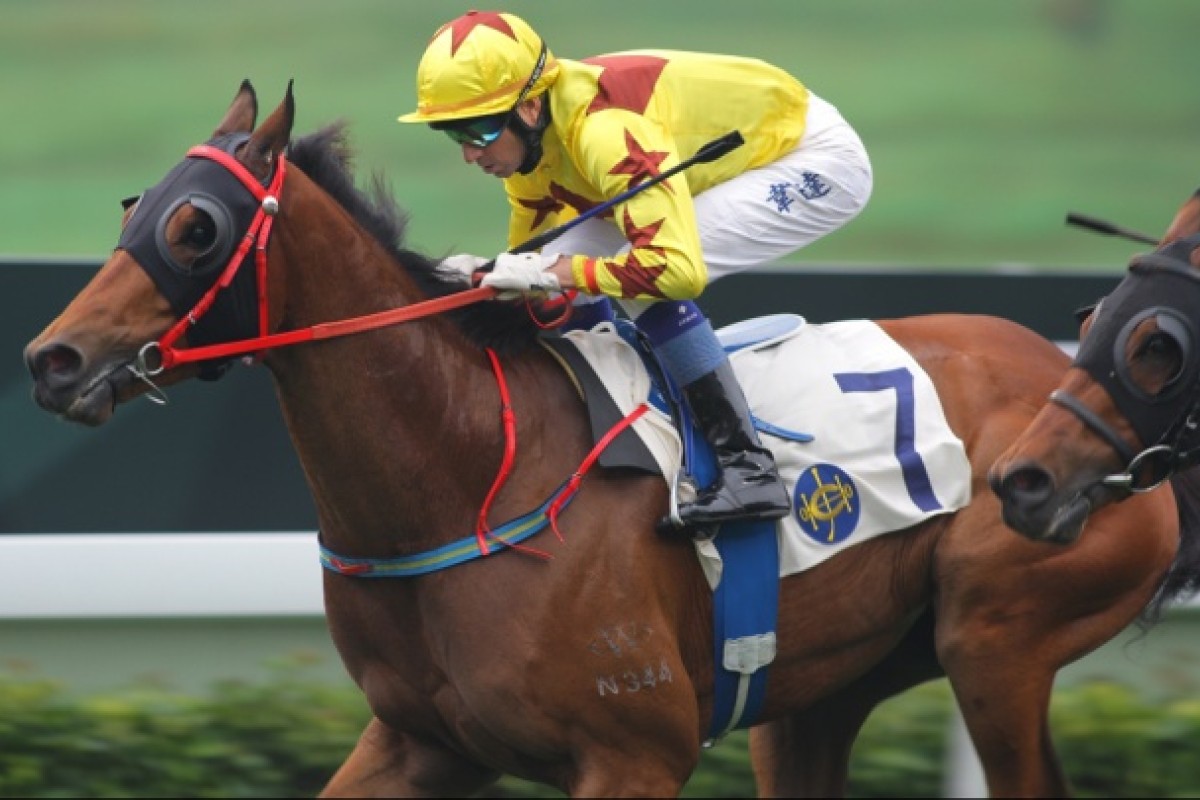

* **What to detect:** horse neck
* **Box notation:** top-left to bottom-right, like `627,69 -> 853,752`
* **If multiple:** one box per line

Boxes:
259,182 -> 539,557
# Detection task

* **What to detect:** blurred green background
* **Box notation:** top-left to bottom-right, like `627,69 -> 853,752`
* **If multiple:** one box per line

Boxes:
3,0 -> 1197,269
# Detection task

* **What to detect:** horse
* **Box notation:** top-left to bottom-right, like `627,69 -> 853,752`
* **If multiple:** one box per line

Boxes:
990,236 -> 1200,613
23,79 -> 1197,798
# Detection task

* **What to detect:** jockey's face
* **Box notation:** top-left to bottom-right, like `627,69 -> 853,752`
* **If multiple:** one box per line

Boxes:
458,97 -> 540,180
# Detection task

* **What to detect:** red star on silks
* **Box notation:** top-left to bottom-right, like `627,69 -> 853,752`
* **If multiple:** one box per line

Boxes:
610,130 -> 671,191
518,195 -> 563,231
517,185 -> 617,234
607,208 -> 668,297
581,55 -> 668,115
550,183 -> 611,219
621,207 -> 666,255
609,257 -> 668,299
436,11 -> 516,56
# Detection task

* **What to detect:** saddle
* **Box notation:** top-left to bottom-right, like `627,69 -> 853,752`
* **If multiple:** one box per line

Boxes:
540,313 -> 971,576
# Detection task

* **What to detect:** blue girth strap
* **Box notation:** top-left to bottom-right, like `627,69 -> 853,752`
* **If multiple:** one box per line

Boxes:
683,425 -> 781,744
709,518 -> 779,742
319,482 -> 574,578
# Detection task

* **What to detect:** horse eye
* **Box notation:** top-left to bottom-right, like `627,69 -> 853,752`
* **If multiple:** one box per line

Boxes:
1141,332 -> 1180,359
1137,331 -> 1185,387
186,212 -> 218,253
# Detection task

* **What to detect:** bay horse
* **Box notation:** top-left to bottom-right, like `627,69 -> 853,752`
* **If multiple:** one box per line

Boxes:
23,81 -> 1195,798
990,236 -> 1200,611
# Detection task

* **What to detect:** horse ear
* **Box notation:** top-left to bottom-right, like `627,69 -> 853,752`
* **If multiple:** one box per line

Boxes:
242,80 -> 294,181
213,79 -> 258,137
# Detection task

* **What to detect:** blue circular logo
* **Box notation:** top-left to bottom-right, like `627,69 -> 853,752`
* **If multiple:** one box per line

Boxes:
792,463 -> 860,545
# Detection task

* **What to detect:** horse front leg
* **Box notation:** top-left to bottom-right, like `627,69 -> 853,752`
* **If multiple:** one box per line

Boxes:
321,716 -> 499,798
935,525 -> 1073,795
938,633 -> 1068,797
934,494 -> 1177,797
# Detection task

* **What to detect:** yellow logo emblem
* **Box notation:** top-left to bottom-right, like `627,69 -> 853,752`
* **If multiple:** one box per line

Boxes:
794,463 -> 860,544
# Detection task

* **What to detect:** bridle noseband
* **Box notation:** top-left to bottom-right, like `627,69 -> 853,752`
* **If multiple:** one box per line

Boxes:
1050,386 -> 1180,494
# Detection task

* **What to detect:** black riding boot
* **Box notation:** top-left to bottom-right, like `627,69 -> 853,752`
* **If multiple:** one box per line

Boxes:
675,360 -> 791,527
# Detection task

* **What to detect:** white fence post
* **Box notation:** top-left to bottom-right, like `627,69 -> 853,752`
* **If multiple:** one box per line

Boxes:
942,704 -> 986,798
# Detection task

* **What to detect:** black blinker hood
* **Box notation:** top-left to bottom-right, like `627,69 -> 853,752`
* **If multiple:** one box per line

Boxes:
117,132 -> 262,352
1073,233 -> 1200,448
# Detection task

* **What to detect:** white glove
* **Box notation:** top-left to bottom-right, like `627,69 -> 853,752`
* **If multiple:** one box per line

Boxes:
480,252 -> 561,299
434,253 -> 489,285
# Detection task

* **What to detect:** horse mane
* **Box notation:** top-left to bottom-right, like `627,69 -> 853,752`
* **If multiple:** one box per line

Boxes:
285,122 -> 543,354
1139,467 -> 1200,626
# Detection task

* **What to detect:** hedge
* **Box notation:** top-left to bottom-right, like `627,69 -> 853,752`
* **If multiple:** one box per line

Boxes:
1,668 -> 1198,798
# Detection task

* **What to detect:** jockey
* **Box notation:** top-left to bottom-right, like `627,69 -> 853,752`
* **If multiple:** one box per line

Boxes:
398,10 -> 873,530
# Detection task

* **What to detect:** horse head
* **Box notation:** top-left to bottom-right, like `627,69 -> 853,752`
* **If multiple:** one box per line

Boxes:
990,233 -> 1200,543
24,80 -> 294,426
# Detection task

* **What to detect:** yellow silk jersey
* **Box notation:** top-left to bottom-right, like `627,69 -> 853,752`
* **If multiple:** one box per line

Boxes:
504,50 -> 810,301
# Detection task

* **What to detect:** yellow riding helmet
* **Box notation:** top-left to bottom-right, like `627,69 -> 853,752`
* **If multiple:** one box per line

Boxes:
398,10 -> 559,124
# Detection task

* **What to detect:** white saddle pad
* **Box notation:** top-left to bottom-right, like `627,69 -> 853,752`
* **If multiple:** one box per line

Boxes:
563,316 -> 972,589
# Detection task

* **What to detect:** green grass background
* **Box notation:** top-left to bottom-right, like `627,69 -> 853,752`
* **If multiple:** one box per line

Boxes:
2,0 -> 1197,268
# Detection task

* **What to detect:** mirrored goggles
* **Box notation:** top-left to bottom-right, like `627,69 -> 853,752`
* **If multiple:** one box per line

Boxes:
431,111 -> 511,148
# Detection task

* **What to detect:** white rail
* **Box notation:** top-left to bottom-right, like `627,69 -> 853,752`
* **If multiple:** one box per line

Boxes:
0,532 -> 323,618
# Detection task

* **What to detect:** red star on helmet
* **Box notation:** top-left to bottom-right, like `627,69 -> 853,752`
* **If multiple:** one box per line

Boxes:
437,11 -> 517,56
610,130 -> 671,192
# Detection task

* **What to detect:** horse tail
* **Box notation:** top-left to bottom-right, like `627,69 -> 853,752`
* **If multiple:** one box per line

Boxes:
1139,467 -> 1200,627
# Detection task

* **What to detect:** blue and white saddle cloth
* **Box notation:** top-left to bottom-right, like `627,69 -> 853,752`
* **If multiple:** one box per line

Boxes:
559,313 -> 972,589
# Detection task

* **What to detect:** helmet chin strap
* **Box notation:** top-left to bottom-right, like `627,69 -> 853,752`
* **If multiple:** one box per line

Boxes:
511,98 -> 551,175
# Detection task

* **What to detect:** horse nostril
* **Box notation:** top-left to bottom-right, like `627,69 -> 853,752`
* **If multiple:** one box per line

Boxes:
28,342 -> 85,388
999,466 -> 1054,506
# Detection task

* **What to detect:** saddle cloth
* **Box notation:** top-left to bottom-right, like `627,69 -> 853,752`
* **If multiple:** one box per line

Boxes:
560,315 -> 972,589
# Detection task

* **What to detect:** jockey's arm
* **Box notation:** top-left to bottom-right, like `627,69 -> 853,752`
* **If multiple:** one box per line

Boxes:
564,115 -> 706,301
